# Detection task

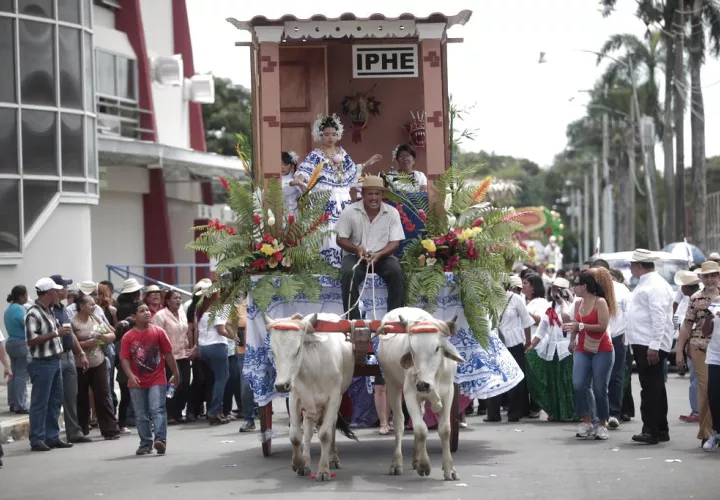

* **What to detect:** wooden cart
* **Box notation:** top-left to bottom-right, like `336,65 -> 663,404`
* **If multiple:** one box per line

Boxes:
259,319 -> 461,457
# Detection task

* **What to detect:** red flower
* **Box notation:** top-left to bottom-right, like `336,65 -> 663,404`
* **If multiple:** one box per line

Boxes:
453,227 -> 462,235
208,219 -> 216,229
444,265 -> 453,272
466,247 -> 478,260
262,234 -> 274,244
288,214 -> 296,225
219,177 -> 230,192
418,210 -> 427,222
321,213 -> 331,222
466,239 -> 474,249
252,214 -> 262,225
227,227 -> 236,235
472,217 -> 484,228
256,243 -> 263,250
273,251 -> 283,262
250,259 -> 268,270
406,223 -> 416,232
428,251 -> 436,258
433,236 -> 447,246
447,255 -> 460,267
449,238 -> 460,248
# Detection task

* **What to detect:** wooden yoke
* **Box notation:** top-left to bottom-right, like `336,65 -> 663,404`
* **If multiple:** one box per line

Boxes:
312,320 -> 407,366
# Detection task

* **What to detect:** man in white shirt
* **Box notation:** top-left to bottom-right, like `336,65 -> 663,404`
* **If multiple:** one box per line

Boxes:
626,249 -> 675,444
592,259 -> 631,430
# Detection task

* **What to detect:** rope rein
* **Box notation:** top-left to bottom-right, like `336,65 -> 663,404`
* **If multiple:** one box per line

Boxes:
340,255 -> 378,321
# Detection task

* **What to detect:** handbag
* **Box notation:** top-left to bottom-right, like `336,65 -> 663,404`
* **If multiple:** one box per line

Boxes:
582,333 -> 603,353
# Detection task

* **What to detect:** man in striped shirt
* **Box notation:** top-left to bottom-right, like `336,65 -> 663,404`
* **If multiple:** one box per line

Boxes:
25,278 -> 75,452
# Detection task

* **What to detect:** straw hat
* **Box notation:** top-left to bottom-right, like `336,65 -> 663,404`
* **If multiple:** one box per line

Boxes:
192,278 -> 212,295
696,261 -> 720,275
674,270 -> 701,286
509,276 -> 522,289
630,249 -> 659,263
77,281 -> 97,295
360,175 -> 388,191
709,252 -> 720,261
120,278 -> 143,294
194,280 -> 213,296
553,277 -> 570,289
145,285 -> 161,294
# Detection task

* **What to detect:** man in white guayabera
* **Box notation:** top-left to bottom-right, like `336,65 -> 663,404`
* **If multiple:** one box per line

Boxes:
336,175 -> 406,321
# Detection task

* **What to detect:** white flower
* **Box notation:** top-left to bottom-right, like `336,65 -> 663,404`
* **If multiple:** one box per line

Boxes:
444,193 -> 453,212
447,214 -> 457,227
267,209 -> 275,226
427,257 -> 437,266
282,255 -> 292,267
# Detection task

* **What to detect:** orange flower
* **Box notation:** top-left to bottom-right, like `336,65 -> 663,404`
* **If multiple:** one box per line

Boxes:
471,176 -> 493,203
306,162 -> 324,191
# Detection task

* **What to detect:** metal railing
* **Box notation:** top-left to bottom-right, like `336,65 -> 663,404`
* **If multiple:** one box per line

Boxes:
106,264 -> 213,296
96,95 -> 154,139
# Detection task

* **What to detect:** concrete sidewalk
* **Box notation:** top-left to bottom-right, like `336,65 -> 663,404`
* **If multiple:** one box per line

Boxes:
0,381 -> 31,444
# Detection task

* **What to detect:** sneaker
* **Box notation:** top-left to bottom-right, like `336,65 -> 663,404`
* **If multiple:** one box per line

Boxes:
459,421 -> 468,428
680,414 -> 699,423
154,440 -> 166,455
608,417 -> 620,429
576,422 -> 594,438
239,420 -> 256,432
703,433 -> 719,452
136,446 -> 153,456
595,426 -> 609,440
119,427 -> 132,435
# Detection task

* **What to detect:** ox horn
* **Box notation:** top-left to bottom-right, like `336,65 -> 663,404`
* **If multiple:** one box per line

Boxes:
446,315 -> 459,336
291,313 -> 304,320
263,313 -> 273,326
306,313 -> 319,327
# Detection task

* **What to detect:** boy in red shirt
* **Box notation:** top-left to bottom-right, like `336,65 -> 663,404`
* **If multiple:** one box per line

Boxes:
120,304 -> 179,455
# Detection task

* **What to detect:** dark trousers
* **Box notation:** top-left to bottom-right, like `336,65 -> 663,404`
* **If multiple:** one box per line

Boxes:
622,348 -> 635,417
118,382 -> 131,426
708,364 -> 720,433
609,335 -> 627,418
341,254 -> 404,321
632,344 -> 669,437
488,343 -> 528,420
223,354 -> 242,415
77,363 -> 119,437
190,359 -> 210,417
166,359 -> 191,420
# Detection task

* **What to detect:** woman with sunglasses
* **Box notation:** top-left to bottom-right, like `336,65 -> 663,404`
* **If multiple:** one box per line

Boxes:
562,268 -> 616,440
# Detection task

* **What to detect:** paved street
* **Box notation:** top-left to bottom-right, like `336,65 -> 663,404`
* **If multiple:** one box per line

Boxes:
1,375 -> 719,500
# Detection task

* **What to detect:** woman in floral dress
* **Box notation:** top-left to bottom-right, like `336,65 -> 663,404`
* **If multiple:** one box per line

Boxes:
295,114 -> 381,268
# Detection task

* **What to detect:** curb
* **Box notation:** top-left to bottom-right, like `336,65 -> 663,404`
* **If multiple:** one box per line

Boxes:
0,415 -> 30,444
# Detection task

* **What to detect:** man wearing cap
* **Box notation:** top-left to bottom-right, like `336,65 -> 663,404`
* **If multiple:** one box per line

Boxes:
626,249 -> 675,444
49,275 -> 91,443
336,175 -> 406,320
25,278 -> 75,451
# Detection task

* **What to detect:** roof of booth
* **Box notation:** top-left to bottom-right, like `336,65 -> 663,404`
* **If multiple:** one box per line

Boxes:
227,10 -> 472,33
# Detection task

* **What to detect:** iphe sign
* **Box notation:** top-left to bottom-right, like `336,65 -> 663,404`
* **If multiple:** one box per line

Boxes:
352,45 -> 419,78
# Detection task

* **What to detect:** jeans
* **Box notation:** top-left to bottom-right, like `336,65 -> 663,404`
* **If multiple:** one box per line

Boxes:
5,339 -> 29,411
708,364 -> 720,433
632,344 -> 669,438
223,354 -> 242,415
59,351 -> 82,440
238,353 -> 255,422
129,385 -> 168,447
608,335 -> 627,419
199,343 -> 229,418
341,255 -> 405,321
28,358 -> 64,446
573,350 -> 614,422
689,356 -> 699,415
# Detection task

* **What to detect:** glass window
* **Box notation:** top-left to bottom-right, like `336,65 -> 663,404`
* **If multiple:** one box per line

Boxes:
62,181 -> 86,193
86,116 -> 96,179
58,0 -> 81,24
83,0 -> 92,27
23,179 -> 58,234
0,18 -> 15,103
19,20 -> 55,106
0,0 -> 14,12
61,113 -> 83,177
59,27 -> 82,109
0,180 -> 20,253
0,109 -> 18,175
84,32 -> 93,110
96,50 -> 115,96
22,110 -> 57,175
116,57 -> 137,101
88,182 -> 98,195
18,0 -> 53,19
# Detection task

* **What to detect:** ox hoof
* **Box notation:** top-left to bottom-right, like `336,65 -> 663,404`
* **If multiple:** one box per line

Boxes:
411,459 -> 418,470
443,469 -> 459,481
315,471 -> 332,482
416,462 -> 432,477
389,465 -> 403,476
329,459 -> 341,470
295,466 -> 311,476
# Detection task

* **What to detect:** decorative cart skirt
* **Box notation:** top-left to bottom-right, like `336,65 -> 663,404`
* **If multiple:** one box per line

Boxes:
243,274 -> 524,408
525,350 -> 576,422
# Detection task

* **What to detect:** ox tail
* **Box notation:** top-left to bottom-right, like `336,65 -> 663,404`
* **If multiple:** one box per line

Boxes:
336,412 -> 359,442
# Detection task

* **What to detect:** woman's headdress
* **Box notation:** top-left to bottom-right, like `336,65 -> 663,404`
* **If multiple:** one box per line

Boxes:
312,114 -> 344,142
288,151 -> 299,165
391,144 -> 401,161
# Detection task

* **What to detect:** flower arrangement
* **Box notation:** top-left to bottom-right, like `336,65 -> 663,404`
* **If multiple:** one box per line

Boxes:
395,168 -> 528,346
188,143 -> 337,314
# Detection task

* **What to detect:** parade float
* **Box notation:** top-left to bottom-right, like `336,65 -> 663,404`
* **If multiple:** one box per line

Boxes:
513,206 -> 565,267
191,9 -> 530,457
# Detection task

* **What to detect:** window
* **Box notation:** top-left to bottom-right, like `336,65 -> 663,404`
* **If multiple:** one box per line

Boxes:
96,50 -> 115,96
58,0 -> 81,24
0,0 -> 14,12
0,19 -> 15,103
96,50 -> 137,101
18,0 -> 53,18
0,180 -> 20,253
61,114 -> 84,177
19,20 -> 55,106
59,27 -> 83,109
22,110 -> 57,175
23,179 -> 59,234
0,109 -> 18,175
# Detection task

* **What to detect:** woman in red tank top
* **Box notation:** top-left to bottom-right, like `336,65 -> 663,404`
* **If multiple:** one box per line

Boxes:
561,268 -> 617,441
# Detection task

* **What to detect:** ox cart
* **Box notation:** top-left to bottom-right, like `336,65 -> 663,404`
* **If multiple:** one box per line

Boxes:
243,273 -> 525,458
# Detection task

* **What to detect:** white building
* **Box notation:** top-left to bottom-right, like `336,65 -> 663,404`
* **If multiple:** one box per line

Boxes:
0,0 -> 241,319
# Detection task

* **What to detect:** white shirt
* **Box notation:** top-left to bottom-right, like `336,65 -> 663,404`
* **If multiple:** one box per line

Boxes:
532,303 -> 572,361
282,174 -> 302,215
706,301 -> 720,365
335,201 -> 405,256
626,271 -> 674,352
526,297 -> 550,336
0,327 -> 4,342
610,281 -> 631,339
497,291 -> 534,347
197,310 -> 229,347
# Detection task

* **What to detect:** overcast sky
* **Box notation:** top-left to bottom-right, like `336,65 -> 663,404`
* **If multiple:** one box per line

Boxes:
187,0 -> 720,169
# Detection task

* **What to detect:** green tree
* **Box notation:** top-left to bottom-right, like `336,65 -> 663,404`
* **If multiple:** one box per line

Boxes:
202,77 -> 252,157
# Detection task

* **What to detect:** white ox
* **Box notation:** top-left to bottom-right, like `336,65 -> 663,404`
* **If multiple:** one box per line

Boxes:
264,312 -> 356,482
376,307 -> 464,481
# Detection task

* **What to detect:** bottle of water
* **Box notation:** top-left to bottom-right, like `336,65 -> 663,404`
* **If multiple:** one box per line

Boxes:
166,383 -> 175,399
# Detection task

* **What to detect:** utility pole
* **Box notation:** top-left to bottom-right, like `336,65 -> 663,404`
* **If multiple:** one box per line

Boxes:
575,189 -> 583,264
593,158 -> 600,254
584,174 -> 590,262
602,88 -> 614,252
629,57 -> 661,250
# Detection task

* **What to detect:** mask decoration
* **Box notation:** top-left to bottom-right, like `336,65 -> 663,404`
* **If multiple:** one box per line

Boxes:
404,110 -> 427,148
341,86 -> 381,143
